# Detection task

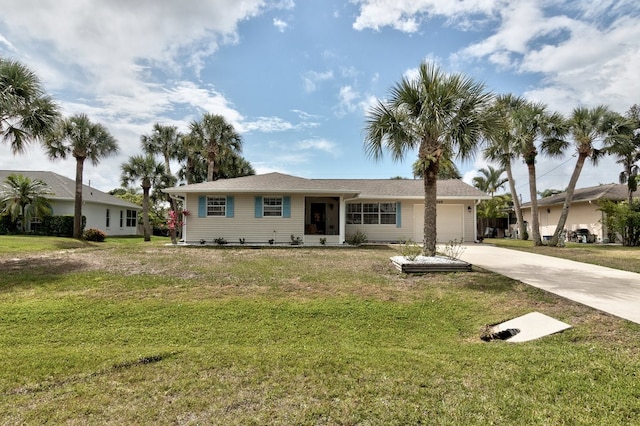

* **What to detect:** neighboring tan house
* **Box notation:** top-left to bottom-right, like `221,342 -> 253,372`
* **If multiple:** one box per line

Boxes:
163,172 -> 490,245
0,170 -> 141,236
521,183 -> 638,243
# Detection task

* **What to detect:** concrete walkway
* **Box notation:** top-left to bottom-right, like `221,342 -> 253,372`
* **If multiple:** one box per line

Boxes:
458,244 -> 640,325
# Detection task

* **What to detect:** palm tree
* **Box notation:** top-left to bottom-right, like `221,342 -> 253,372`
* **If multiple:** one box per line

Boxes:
188,113 -> 242,182
141,123 -> 181,210
364,62 -> 494,256
472,165 -> 507,197
0,58 -> 59,154
176,133 -> 202,184
484,94 -> 527,239
606,105 -> 640,204
548,106 -> 622,247
45,114 -> 119,239
0,173 -> 52,233
413,157 -> 462,179
121,154 -> 165,242
511,101 -> 566,245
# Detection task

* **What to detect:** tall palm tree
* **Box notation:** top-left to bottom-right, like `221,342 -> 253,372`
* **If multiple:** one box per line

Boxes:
364,62 -> 494,256
484,94 -> 527,239
0,58 -> 59,154
176,133 -> 202,184
413,157 -> 462,179
141,123 -> 181,210
45,114 -> 119,239
121,154 -> 165,242
0,173 -> 52,233
472,165 -> 507,197
188,113 -> 242,182
548,106 -> 622,246
606,105 -> 640,204
511,101 -> 566,245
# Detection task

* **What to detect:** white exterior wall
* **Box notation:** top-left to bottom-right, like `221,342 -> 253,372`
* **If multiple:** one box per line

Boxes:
50,200 -> 139,236
344,199 -> 478,243
184,193 -> 306,244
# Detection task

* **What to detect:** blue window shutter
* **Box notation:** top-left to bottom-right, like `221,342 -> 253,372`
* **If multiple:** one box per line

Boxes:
255,196 -> 263,218
396,202 -> 402,228
198,196 -> 206,218
283,196 -> 291,218
226,196 -> 234,218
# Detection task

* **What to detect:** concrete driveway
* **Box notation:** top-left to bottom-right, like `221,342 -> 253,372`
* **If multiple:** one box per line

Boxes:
458,244 -> 640,325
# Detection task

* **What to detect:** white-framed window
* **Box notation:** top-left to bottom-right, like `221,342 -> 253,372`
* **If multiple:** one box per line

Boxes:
105,209 -> 110,228
120,210 -> 124,227
347,203 -> 362,224
207,196 -> 226,217
347,202 -> 397,225
263,197 -> 282,217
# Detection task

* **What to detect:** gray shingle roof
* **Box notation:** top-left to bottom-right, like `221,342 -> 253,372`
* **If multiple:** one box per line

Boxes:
164,172 -> 489,199
522,183 -> 638,207
0,170 -> 141,209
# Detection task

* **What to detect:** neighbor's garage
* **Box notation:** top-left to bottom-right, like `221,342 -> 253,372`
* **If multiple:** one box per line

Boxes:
413,204 -> 465,243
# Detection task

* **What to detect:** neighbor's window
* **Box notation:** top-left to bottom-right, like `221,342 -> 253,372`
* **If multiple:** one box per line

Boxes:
207,196 -> 226,216
105,209 -> 110,228
126,209 -> 137,227
263,197 -> 282,217
120,210 -> 124,227
347,202 -> 396,225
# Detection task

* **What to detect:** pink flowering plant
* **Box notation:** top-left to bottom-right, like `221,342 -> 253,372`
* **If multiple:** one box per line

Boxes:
167,210 -> 184,244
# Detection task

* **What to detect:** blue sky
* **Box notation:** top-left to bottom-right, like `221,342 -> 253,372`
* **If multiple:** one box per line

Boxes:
1,0 -> 639,201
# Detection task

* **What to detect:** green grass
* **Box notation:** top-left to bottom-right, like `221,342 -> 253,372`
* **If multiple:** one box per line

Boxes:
1,236 -> 639,424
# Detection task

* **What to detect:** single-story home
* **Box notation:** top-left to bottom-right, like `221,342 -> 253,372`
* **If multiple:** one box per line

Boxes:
521,183 -> 638,243
0,170 -> 142,236
163,172 -> 490,245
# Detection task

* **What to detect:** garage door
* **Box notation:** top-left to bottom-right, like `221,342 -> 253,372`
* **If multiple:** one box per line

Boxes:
413,204 -> 464,243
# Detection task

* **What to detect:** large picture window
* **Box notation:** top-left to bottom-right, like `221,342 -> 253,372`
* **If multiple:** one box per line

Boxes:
347,202 -> 397,225
263,197 -> 283,217
207,197 -> 226,216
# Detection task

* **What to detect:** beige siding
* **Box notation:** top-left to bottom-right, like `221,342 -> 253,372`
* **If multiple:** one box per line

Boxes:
410,201 -> 476,243
184,193 -> 305,244
344,199 -> 476,243
522,201 -> 605,241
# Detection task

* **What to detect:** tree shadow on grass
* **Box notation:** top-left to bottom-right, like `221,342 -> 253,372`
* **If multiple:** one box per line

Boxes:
0,257 -> 90,292
462,270 -> 519,294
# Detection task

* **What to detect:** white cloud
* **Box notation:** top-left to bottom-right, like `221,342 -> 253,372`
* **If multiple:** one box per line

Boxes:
352,0 -> 498,32
302,70 -> 334,92
297,138 -> 339,155
273,18 -> 289,32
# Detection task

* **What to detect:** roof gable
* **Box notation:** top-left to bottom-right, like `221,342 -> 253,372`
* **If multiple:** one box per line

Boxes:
0,170 -> 141,209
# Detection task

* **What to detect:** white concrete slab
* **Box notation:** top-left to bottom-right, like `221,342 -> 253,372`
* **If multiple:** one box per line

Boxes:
492,311 -> 572,343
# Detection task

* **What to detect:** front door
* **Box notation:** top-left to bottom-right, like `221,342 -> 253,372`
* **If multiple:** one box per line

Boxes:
310,203 -> 326,234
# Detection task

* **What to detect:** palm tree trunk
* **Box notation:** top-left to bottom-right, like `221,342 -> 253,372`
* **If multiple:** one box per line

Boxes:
423,164 -> 439,256
74,158 -> 85,239
527,161 -> 542,245
142,185 -> 151,242
505,161 -> 525,239
550,153 -> 587,246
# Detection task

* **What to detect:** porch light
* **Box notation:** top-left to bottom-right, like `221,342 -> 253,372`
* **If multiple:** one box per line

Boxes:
467,206 -> 472,213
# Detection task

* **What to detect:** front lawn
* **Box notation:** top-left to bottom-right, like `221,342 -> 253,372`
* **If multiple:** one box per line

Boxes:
0,236 -> 638,424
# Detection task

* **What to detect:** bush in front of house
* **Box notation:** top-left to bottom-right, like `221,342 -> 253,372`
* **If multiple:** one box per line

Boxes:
40,215 -> 85,237
84,228 -> 107,242
346,230 -> 368,246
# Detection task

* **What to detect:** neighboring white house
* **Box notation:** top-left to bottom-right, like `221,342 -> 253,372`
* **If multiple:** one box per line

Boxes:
0,170 -> 141,236
163,172 -> 490,245
521,183 -> 638,242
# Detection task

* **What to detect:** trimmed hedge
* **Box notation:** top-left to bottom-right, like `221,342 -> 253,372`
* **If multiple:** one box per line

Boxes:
39,215 -> 86,237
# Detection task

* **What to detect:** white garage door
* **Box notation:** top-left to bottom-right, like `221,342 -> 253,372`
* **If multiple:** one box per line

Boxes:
413,204 -> 464,243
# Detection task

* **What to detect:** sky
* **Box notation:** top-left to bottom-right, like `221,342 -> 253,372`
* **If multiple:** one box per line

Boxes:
1,0 -> 639,202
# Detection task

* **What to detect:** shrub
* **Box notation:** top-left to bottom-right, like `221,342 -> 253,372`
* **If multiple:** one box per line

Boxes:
399,238 -> 422,261
84,228 -> 107,242
40,215 -> 85,237
214,237 -> 228,245
346,230 -> 367,246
